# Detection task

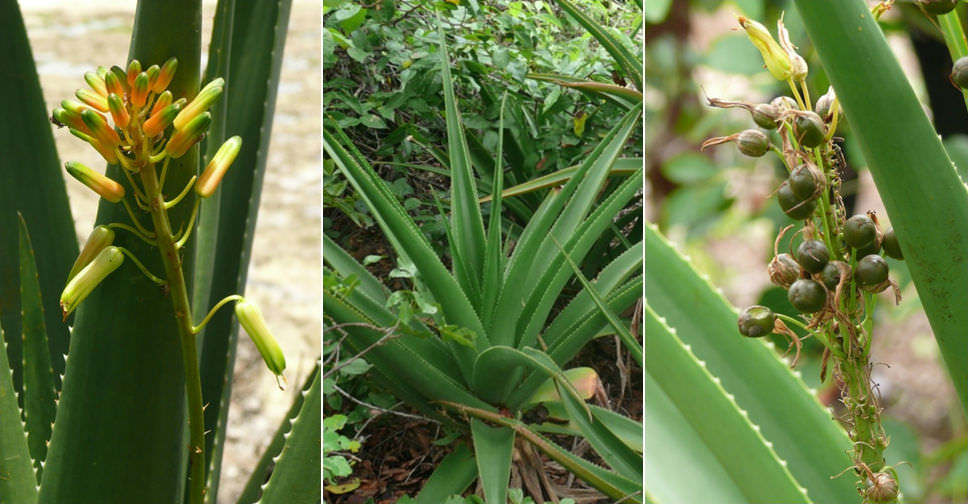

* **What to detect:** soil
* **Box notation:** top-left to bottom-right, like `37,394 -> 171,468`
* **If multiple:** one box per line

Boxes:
22,2 -> 321,502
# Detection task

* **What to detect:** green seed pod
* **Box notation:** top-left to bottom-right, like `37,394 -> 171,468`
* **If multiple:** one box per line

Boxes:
855,254 -> 890,291
738,305 -> 776,338
235,299 -> 287,382
820,261 -> 845,290
789,163 -> 823,200
844,214 -> 877,249
921,0 -> 958,15
768,253 -> 801,289
796,239 -> 830,274
788,278 -> 826,313
795,111 -> 826,148
882,227 -> 903,259
736,129 -> 770,157
777,180 -> 818,220
951,56 -> 968,89
751,103 -> 780,129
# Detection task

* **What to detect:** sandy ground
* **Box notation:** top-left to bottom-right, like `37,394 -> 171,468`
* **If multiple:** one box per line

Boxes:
21,1 -> 321,502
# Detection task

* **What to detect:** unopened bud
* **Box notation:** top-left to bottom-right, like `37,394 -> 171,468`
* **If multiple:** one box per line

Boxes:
80,109 -> 122,148
143,102 -> 183,137
65,161 -> 125,203
105,67 -> 127,95
154,57 -> 177,93
67,226 -> 115,282
173,78 -> 224,131
60,246 -> 124,319
131,72 -> 150,108
68,128 -> 119,164
75,88 -> 109,112
164,112 -> 211,158
150,90 -> 174,117
107,93 -> 130,129
777,13 -> 807,80
235,299 -> 287,385
197,136 -> 242,197
84,71 -> 108,97
126,59 -> 142,89
145,65 -> 160,92
52,106 -> 88,132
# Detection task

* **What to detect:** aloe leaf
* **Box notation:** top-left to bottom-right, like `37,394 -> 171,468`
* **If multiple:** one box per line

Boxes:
938,10 -> 968,110
39,1 -> 203,502
413,444 -> 477,504
194,2 -> 293,498
257,367 -> 321,504
438,26 -> 486,305
527,72 -> 642,108
795,0 -> 968,417
0,0 -> 77,399
479,94 -> 507,329
0,326 -> 38,504
534,404 -> 642,454
470,419 -> 514,504
645,224 -> 859,503
478,158 -> 641,203
552,0 -> 643,91
238,364 -> 316,503
646,304 -> 811,504
17,215 -> 55,482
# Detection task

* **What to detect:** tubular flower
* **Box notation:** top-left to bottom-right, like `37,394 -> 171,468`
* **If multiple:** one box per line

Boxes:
65,162 -> 125,202
738,16 -> 793,81
66,226 -> 115,283
60,246 -> 124,319
777,13 -> 808,81
235,299 -> 287,385
197,136 -> 242,198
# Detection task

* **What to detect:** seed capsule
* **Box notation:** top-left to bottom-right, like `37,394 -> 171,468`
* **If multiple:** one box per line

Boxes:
768,253 -> 801,288
855,254 -> 889,291
795,111 -> 825,148
788,278 -> 826,313
736,129 -> 770,157
820,261 -> 845,290
738,305 -> 776,338
235,299 -> 287,384
865,471 -> 899,503
777,180 -> 817,220
815,86 -> 837,120
952,56 -> 968,89
882,227 -> 903,259
796,239 -> 829,274
789,163 -> 823,200
844,214 -> 877,249
751,103 -> 780,129
921,0 -> 958,15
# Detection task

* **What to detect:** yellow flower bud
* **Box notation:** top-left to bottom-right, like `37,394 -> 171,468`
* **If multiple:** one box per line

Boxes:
738,16 -> 793,81
68,128 -> 119,164
60,246 -> 124,319
80,109 -> 122,148
196,136 -> 242,198
235,299 -> 287,385
67,226 -> 115,283
777,13 -> 808,81
173,78 -> 224,131
84,71 -> 108,97
65,161 -> 125,203
75,88 -> 109,113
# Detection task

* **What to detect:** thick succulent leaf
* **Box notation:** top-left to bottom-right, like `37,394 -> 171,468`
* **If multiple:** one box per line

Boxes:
645,304 -> 811,504
479,158 -> 641,203
470,419 -> 514,504
257,368 -> 321,504
645,224 -> 858,503
552,0 -> 643,91
413,444 -> 477,504
795,0 -> 968,417
17,215 -> 56,482
194,1 -> 294,499
39,2 -> 202,502
0,326 -> 38,504
0,0 -> 76,400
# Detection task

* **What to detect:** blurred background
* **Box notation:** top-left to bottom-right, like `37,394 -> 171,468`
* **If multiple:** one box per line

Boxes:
20,1 -> 320,501
645,1 -> 967,502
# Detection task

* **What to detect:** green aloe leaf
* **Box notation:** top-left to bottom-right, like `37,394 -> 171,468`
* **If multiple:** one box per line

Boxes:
552,0 -> 643,91
413,444 -> 477,504
645,304 -> 811,504
17,215 -> 55,482
479,158 -> 641,203
194,1 -> 294,499
39,1 -> 202,502
257,367 -> 321,504
0,325 -> 37,504
645,224 -> 858,503
0,0 -> 77,400
795,0 -> 968,417
470,419 -> 514,504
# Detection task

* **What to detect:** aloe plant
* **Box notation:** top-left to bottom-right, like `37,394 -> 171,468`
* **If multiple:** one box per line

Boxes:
646,1 -> 968,503
323,21 -> 643,502
0,1 -> 319,503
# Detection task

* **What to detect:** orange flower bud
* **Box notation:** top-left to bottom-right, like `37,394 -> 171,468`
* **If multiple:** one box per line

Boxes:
150,90 -> 174,117
84,71 -> 107,97
107,93 -> 130,129
105,68 -> 126,96
173,78 -> 223,131
80,109 -> 122,148
75,88 -> 109,112
164,112 -> 211,158
65,161 -> 125,203
126,59 -> 142,89
154,57 -> 178,93
142,102 -> 182,137
131,72 -> 150,108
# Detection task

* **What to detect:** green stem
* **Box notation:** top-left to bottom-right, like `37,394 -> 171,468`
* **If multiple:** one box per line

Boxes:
192,294 -> 243,334
138,163 -> 206,504
938,11 -> 968,111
